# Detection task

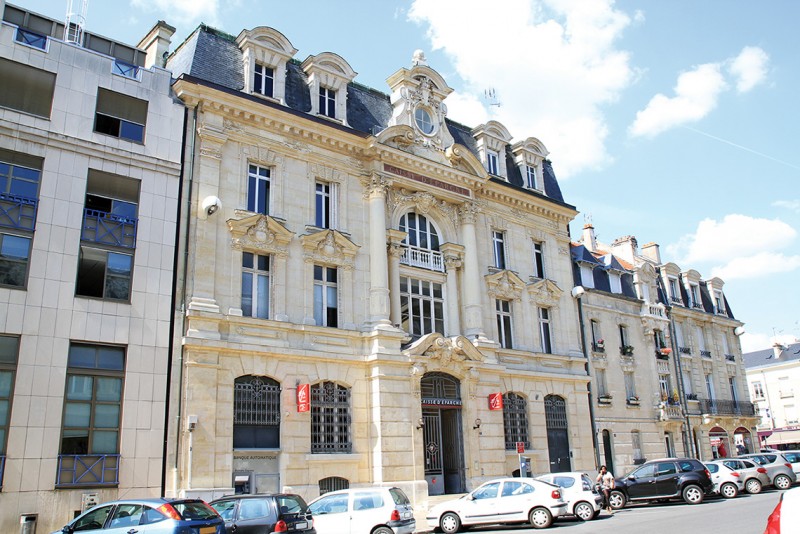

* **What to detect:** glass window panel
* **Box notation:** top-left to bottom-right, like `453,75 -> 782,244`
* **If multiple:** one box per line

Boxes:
94,404 -> 120,428
314,285 -> 323,325
256,273 -> 269,319
107,253 -> 132,276
1,235 -> 31,259
97,347 -> 124,371
96,377 -> 121,401
66,376 -> 93,400
314,265 -> 322,280
327,268 -> 336,283
64,402 -> 91,427
91,430 -> 118,453
243,252 -> 253,269
119,120 -> 144,142
0,399 -> 8,426
0,371 -> 11,396
326,286 -> 337,307
241,272 -> 253,316
257,255 -> 269,271
68,346 -> 96,368
0,337 -> 18,365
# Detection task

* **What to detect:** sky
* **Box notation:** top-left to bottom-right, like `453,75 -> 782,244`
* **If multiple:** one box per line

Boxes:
18,0 -> 800,352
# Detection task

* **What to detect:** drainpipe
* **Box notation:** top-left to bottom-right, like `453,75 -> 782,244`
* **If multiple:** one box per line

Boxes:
572,286 -> 602,470
667,306 -> 696,458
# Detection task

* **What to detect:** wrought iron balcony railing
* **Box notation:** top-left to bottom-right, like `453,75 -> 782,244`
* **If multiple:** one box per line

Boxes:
56,454 -> 120,487
81,209 -> 137,248
725,354 -> 736,362
0,193 -> 38,231
700,350 -> 712,358
679,347 -> 692,354
697,398 -> 756,417
400,245 -> 444,272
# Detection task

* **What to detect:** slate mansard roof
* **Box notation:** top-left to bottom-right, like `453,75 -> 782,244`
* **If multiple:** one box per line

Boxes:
166,24 -> 566,204
743,342 -> 800,370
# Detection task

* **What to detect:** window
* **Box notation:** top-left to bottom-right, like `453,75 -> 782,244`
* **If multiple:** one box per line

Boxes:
525,165 -> 537,189
729,377 -> 737,402
705,374 -> 715,400
15,27 -> 48,50
487,151 -> 499,175
714,290 -> 725,314
683,369 -> 693,395
624,372 -> 637,400
319,86 -> 336,118
668,277 -> 680,303
631,430 -> 644,462
311,382 -> 351,453
596,368 -> 608,397
496,299 -> 513,349
319,476 -> 349,495
539,307 -> 552,354
659,374 -> 672,402
502,393 -> 529,450
233,376 -> 280,449
76,247 -> 133,301
315,181 -> 335,228
689,284 -> 701,308
697,326 -> 709,356
532,241 -> 545,278
94,88 -> 147,143
786,404 -> 798,425
492,231 -> 506,269
590,320 -> 602,351
81,170 -> 140,249
619,324 -> 630,352
71,506 -> 114,531
400,277 -> 444,338
752,381 -> 764,399
0,58 -> 56,118
0,234 -> 31,288
399,212 -> 442,271
254,63 -> 274,97
247,164 -> 271,215
112,60 -> 140,80
0,337 -> 19,473
654,329 -> 666,349
675,322 -> 687,352
242,252 -> 270,319
314,265 -> 338,327
414,107 -> 435,135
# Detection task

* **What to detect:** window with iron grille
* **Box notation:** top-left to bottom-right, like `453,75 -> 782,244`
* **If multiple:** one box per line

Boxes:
311,382 -> 351,453
233,376 -> 281,449
319,476 -> 349,496
503,392 -> 529,450
544,395 -> 567,429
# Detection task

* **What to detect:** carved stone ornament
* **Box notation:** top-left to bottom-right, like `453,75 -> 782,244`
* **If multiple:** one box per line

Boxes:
527,278 -> 563,308
361,174 -> 391,200
228,213 -> 293,256
243,144 -> 283,167
403,333 -> 485,367
308,162 -> 344,184
486,270 -> 526,301
300,229 -> 359,270
458,201 -> 482,225
387,188 -> 458,227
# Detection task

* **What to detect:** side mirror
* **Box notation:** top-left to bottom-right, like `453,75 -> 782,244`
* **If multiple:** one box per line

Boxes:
62,527 -> 74,534
627,476 -> 635,481
466,494 -> 475,501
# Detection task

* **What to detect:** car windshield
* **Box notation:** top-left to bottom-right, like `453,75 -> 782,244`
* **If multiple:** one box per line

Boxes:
172,501 -> 219,520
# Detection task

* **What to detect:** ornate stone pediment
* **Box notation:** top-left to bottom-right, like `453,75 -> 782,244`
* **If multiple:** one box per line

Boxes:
527,279 -> 563,308
228,212 -> 293,256
485,270 -> 526,301
403,333 -> 485,366
300,229 -> 359,270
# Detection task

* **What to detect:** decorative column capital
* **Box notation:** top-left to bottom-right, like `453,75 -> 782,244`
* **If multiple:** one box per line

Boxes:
361,173 -> 391,199
458,201 -> 481,225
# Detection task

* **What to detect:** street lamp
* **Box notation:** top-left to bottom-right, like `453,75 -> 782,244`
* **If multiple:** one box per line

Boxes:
572,285 -> 602,470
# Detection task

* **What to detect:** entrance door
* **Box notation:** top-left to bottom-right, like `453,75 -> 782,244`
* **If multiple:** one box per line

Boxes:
421,373 -> 465,495
545,395 -> 571,473
602,429 -> 614,473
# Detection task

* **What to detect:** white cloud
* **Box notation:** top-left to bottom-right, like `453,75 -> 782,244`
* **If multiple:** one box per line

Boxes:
773,199 -> 800,213
131,0 -> 222,26
728,46 -> 769,93
408,0 -> 636,177
711,252 -> 800,280
740,332 -> 799,353
628,63 -> 726,138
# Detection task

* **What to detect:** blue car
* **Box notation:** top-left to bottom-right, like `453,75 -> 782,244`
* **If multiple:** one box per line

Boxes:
51,498 -> 225,533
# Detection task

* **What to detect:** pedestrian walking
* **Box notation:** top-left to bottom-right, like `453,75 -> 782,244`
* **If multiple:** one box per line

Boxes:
596,465 -> 615,512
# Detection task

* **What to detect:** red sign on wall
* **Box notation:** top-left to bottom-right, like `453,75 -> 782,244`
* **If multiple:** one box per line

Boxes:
297,383 -> 310,413
488,392 -> 504,411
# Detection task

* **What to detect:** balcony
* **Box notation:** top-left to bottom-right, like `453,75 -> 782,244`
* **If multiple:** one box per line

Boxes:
81,209 -> 138,249
700,350 -> 712,358
598,394 -> 612,405
655,348 -> 671,360
56,454 -> 120,487
0,193 -> 38,231
400,245 -> 444,272
725,354 -> 736,362
621,345 -> 635,357
697,398 -> 756,417
779,389 -> 794,399
679,347 -> 692,355
661,405 -> 683,420
592,342 -> 605,353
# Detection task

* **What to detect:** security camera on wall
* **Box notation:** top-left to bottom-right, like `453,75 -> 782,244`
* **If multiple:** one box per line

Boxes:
200,195 -> 222,217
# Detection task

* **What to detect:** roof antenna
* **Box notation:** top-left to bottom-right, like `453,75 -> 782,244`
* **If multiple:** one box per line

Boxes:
64,0 -> 89,45
483,88 -> 501,107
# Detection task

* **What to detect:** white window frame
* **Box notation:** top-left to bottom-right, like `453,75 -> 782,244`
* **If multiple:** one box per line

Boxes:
314,265 -> 338,327
315,181 -> 338,229
539,307 -> 552,354
254,63 -> 274,97
319,86 -> 336,118
689,284 -> 701,308
247,164 -> 271,215
532,241 -> 545,279
487,151 -> 499,175
492,231 -> 506,270
525,165 -> 537,189
496,299 -> 513,349
242,252 -> 270,319
668,277 -> 680,303
752,381 -> 764,399
400,276 -> 445,338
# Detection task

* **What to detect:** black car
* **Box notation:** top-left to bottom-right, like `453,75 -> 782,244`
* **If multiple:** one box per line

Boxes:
210,493 -> 316,534
609,458 -> 713,509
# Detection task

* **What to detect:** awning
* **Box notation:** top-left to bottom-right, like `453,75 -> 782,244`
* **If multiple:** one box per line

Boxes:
765,429 -> 800,446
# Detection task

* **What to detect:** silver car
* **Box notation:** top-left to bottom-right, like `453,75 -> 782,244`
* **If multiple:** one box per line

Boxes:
716,458 -> 771,494
536,472 -> 604,520
781,450 -> 800,478
705,461 -> 744,498
739,453 -> 797,490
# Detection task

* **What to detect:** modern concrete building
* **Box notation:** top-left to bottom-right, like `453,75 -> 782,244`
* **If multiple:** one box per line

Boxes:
572,225 -> 758,475
163,23 -> 595,513
0,2 -> 183,531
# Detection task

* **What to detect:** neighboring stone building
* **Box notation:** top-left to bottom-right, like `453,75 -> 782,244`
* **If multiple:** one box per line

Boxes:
744,342 -> 800,449
163,24 -> 594,510
0,2 -> 183,531
572,224 -> 758,474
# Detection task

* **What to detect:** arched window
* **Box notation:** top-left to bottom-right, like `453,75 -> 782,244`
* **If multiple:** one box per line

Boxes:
399,212 -> 443,272
502,392 -> 529,450
311,382 -> 351,453
233,375 -> 281,449
319,476 -> 349,496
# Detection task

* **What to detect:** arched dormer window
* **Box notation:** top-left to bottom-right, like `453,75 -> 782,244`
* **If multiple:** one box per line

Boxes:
399,212 -> 443,272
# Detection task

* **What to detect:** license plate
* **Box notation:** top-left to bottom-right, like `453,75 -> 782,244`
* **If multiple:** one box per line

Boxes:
294,521 -> 308,530
199,527 -> 216,534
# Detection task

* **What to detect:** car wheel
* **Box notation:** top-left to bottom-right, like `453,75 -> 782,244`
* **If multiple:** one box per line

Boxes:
529,506 -> 553,529
682,484 -> 704,505
745,478 -> 762,494
720,482 -> 738,499
774,474 -> 792,490
574,501 -> 594,521
372,528 -> 394,534
440,512 -> 461,534
609,490 -> 626,510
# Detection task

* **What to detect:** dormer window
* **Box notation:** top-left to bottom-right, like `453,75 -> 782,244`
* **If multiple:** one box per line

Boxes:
689,284 -> 701,308
319,87 -> 336,118
302,52 -> 356,126
254,63 -> 274,98
473,121 -> 512,180
236,26 -> 298,105
487,151 -> 500,175
668,277 -> 681,304
526,165 -> 537,189
511,137 -> 549,192
714,290 -> 725,314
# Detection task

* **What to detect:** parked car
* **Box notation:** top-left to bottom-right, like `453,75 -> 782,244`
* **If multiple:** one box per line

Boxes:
535,472 -> 604,520
780,450 -> 800,477
739,453 -> 797,490
50,498 -> 225,534
210,493 -> 315,534
307,486 -> 415,534
704,461 -> 744,498
714,458 -> 770,494
426,477 -> 567,532
609,458 -> 713,509
765,486 -> 800,533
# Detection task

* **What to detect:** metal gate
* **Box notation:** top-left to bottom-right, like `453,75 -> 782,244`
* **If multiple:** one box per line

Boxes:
421,373 -> 465,495
545,395 -> 571,473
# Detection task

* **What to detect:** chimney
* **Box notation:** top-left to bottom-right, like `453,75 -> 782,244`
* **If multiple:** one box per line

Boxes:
610,235 -> 638,264
641,242 -> 661,264
582,223 -> 597,252
773,343 -> 786,359
137,20 -> 176,69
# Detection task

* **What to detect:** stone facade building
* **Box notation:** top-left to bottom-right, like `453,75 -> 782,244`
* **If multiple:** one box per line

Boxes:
572,225 -> 758,475
0,2 -> 183,532
163,24 -> 594,509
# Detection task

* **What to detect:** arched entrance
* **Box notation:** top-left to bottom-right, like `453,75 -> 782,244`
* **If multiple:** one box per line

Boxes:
602,429 -> 614,473
734,427 -> 754,455
545,395 -> 571,472
421,372 -> 465,495
709,426 -> 731,458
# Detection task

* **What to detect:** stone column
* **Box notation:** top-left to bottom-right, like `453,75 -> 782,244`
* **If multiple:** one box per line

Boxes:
459,202 -> 485,339
387,229 -> 407,328
440,243 -> 465,337
364,174 -> 392,326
